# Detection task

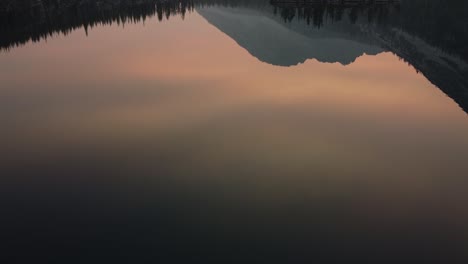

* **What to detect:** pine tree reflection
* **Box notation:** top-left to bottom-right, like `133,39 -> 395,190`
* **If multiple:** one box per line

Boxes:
1,0 -> 467,112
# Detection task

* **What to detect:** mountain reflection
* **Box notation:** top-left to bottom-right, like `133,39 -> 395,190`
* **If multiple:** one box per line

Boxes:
1,0 -> 467,113
2,2 -> 468,262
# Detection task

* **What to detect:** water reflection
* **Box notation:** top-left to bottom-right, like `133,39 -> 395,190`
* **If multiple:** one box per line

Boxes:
1,0 -> 467,112
1,0 -> 468,262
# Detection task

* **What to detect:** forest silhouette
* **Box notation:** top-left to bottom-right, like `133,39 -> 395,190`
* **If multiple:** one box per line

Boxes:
1,0 -> 466,57
2,3 -> 468,261
1,0 -> 467,112
1,0 -> 466,58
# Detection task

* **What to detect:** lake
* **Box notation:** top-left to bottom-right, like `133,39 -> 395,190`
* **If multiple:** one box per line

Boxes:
1,0 -> 468,262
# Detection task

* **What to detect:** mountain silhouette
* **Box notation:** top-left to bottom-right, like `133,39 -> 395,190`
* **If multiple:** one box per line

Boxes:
1,0 -> 467,113
197,6 -> 383,66
195,1 -> 468,113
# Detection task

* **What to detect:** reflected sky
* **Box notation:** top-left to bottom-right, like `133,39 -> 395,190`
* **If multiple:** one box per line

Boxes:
2,10 -> 468,187
2,4 -> 468,261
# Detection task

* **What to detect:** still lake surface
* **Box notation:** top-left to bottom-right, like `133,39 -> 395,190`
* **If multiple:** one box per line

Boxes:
1,0 -> 468,262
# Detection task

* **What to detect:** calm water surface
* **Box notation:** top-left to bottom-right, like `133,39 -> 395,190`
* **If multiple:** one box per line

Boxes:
1,1 -> 468,262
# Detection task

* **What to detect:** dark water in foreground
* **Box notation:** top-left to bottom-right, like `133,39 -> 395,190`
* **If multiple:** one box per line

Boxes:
1,0 -> 468,262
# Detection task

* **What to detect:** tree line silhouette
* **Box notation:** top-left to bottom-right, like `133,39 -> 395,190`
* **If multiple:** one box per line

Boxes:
1,0 -> 467,60
0,0 -> 198,50
272,1 -> 398,27
0,0 -> 467,112
270,0 -> 468,60
0,0 -> 402,51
